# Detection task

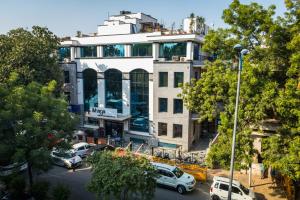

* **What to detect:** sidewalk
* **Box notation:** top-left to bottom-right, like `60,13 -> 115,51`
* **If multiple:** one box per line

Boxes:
208,169 -> 287,200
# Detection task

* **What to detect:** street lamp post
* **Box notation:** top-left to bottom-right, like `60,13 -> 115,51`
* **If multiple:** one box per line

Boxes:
228,44 -> 249,200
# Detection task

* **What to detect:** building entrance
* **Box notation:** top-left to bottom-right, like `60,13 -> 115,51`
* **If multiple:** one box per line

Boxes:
104,121 -> 123,139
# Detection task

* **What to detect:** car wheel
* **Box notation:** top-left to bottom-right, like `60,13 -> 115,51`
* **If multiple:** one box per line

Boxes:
177,185 -> 186,194
211,195 -> 220,200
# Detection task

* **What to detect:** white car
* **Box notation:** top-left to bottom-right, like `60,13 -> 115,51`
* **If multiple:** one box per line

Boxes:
72,142 -> 92,158
0,162 -> 28,176
50,150 -> 82,169
210,176 -> 256,200
151,162 -> 196,194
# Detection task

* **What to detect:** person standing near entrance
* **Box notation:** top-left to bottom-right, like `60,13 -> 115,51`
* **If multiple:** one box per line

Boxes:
71,157 -> 76,172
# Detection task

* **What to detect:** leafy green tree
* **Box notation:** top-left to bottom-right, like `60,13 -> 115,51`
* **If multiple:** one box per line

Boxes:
87,151 -> 157,200
181,0 -> 300,180
0,73 -> 78,187
0,26 -> 62,87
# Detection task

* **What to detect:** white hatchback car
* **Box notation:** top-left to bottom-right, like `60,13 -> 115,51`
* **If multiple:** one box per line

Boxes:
72,142 -> 92,158
151,162 -> 196,194
210,176 -> 256,200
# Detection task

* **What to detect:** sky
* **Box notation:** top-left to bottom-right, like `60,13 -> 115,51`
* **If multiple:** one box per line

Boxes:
0,0 -> 287,37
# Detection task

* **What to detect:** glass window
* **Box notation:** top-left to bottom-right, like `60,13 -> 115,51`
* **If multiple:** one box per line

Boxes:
173,124 -> 182,138
159,72 -> 168,87
103,45 -> 125,57
214,182 -> 219,188
174,72 -> 184,87
83,69 -> 98,111
130,69 -> 149,132
58,47 -> 70,61
219,184 -> 229,191
173,99 -> 183,114
64,71 -> 70,83
105,69 -> 122,113
232,187 -> 242,195
132,43 -> 152,57
172,167 -> 184,178
158,122 -> 167,136
193,43 -> 201,60
159,42 -> 186,60
80,46 -> 97,57
159,98 -> 168,112
64,92 -> 71,104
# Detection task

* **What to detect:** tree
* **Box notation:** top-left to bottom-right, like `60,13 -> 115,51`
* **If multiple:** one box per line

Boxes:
87,151 -> 157,200
0,73 -> 78,187
0,26 -> 62,87
181,0 -> 300,180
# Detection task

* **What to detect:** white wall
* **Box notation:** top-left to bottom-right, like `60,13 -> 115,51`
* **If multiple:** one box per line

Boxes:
98,79 -> 105,108
97,23 -> 132,35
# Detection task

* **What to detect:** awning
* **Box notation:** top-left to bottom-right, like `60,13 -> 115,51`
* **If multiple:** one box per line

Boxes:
85,114 -> 131,122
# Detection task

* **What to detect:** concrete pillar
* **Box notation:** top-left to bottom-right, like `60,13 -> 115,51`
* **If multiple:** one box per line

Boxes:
122,75 -> 130,115
124,120 -> 129,131
97,46 -> 103,57
186,41 -> 194,61
125,44 -> 132,57
77,78 -> 84,105
98,79 -> 105,109
152,43 -> 159,60
75,47 -> 81,58
70,47 -> 75,61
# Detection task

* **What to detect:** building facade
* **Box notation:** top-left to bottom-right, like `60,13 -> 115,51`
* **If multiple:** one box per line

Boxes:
60,11 -> 212,151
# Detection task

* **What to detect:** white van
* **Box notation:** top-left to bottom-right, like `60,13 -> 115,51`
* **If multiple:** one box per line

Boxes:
72,142 -> 92,158
210,176 -> 256,200
151,162 -> 196,194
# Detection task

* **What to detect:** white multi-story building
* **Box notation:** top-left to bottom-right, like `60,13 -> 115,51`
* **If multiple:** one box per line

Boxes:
60,11 -> 215,151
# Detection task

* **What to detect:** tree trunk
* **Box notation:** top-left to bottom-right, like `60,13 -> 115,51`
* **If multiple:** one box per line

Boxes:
122,187 -> 128,200
27,162 -> 33,188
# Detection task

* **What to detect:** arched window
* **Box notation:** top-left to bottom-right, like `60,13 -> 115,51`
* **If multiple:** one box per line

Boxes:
130,69 -> 149,132
83,69 -> 98,111
105,69 -> 122,113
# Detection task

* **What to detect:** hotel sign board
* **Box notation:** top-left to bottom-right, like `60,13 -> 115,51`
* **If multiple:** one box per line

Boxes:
90,107 -> 118,118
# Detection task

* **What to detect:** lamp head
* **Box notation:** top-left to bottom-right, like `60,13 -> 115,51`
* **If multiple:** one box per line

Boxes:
233,44 -> 242,52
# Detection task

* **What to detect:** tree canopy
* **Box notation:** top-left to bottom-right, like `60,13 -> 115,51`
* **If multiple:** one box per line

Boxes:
87,150 -> 157,200
0,72 -> 78,186
0,26 -> 62,87
181,0 -> 299,180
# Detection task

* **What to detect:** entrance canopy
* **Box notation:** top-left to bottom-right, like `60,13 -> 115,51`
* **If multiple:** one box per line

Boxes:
86,113 -> 131,122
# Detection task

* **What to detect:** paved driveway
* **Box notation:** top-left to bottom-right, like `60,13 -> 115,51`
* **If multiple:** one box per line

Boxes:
38,165 -> 211,200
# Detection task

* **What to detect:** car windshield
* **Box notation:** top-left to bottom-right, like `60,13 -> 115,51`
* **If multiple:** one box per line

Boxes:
240,184 -> 249,195
63,152 -> 75,159
172,167 -> 184,178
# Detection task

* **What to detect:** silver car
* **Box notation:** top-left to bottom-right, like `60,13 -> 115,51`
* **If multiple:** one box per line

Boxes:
50,150 -> 82,169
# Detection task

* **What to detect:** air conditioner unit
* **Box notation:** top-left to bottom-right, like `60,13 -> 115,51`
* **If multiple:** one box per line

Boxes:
180,57 -> 186,62
172,56 -> 180,61
64,58 -> 70,63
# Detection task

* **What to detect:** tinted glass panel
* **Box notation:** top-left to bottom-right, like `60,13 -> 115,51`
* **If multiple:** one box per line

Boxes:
159,72 -> 168,87
64,71 -> 70,83
130,69 -> 149,132
174,72 -> 184,87
159,98 -> 168,112
173,124 -> 182,138
219,184 -> 229,191
132,43 -> 152,56
173,99 -> 183,113
158,122 -> 167,136
232,187 -> 242,194
105,69 -> 122,113
58,47 -> 70,61
193,43 -> 200,60
159,42 -> 186,60
103,45 -> 125,57
83,69 -> 98,111
80,46 -> 97,57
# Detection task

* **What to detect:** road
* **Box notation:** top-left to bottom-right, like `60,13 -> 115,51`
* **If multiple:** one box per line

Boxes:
37,165 -> 211,200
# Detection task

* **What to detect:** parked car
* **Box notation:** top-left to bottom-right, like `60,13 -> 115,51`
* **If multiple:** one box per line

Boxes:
0,162 -> 28,176
50,150 -> 82,169
72,142 -> 92,158
151,162 -> 196,194
210,176 -> 256,200
87,144 -> 115,156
